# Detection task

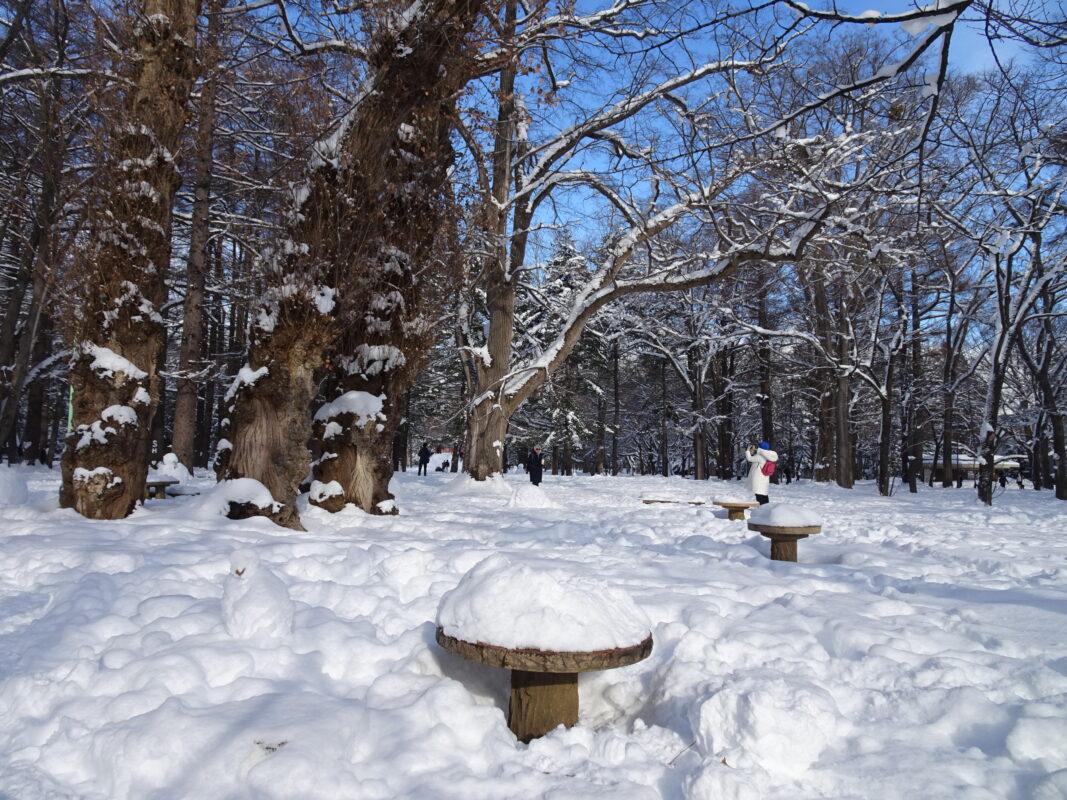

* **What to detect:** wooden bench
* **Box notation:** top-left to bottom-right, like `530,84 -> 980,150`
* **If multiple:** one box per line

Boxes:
714,501 -> 760,521
436,627 -> 652,742
746,521 -> 822,562
642,499 -> 704,505
144,479 -> 178,500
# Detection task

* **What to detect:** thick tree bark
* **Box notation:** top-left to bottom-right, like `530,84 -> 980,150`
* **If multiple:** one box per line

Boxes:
21,317 -> 51,464
877,359 -> 894,496
834,346 -> 854,489
225,0 -> 483,523
757,277 -> 774,460
0,80 -> 63,454
689,350 -> 707,480
173,0 -> 221,471
60,0 -> 199,518
594,394 -> 606,475
659,360 -> 669,477
611,340 -> 620,475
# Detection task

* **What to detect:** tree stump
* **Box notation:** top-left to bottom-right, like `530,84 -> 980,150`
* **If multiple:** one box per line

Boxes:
714,501 -> 760,521
436,628 -> 653,742
746,522 -> 822,562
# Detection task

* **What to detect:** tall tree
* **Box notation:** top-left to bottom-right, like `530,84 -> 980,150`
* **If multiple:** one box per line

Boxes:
59,0 -> 200,517
218,0 -> 486,527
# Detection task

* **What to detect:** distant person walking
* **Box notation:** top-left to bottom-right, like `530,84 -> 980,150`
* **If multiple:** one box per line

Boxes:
527,445 -> 545,486
417,443 -> 432,476
745,440 -> 779,505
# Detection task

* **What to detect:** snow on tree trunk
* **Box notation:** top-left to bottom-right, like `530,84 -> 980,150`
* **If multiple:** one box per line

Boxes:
221,0 -> 481,524
217,341 -> 325,530
60,0 -> 199,519
466,400 -> 509,481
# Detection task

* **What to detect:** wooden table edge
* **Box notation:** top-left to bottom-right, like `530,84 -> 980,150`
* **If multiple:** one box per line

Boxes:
436,627 -> 653,673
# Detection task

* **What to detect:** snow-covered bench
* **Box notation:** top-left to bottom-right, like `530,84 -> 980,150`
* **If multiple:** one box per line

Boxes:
435,555 -> 653,742
713,500 -> 760,521
746,504 -> 823,562
436,628 -> 652,742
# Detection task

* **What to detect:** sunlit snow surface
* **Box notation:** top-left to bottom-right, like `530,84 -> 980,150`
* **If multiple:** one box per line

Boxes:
1,466 -> 1066,799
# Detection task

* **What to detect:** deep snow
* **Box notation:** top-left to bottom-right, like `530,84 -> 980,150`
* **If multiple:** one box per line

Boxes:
1,465 -> 1066,799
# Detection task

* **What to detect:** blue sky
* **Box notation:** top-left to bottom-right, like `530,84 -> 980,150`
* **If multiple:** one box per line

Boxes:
834,0 -> 1030,73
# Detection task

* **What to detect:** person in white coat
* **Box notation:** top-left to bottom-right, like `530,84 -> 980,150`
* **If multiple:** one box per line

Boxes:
745,440 -> 779,505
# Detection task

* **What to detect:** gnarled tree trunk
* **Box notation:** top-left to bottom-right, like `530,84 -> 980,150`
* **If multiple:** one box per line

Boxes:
60,0 -> 199,518
222,0 -> 483,524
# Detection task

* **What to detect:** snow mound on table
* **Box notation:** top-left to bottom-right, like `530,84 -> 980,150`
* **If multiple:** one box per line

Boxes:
0,467 -> 29,506
506,483 -> 560,509
148,452 -> 192,483
437,554 -> 650,652
748,503 -> 821,527
713,494 -> 753,504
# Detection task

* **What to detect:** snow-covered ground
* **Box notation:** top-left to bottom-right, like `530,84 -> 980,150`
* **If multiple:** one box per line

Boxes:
1,465 -> 1066,799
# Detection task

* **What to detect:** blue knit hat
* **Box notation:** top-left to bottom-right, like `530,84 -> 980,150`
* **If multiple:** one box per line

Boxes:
759,440 -> 770,450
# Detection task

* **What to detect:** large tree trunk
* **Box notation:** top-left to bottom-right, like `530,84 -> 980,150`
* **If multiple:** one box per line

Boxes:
0,81 -> 63,454
757,278 -> 774,458
659,360 -> 669,476
611,340 -> 620,476
466,399 -> 510,480
594,394 -> 606,475
877,363 -> 894,497
690,350 -> 707,480
1050,413 -> 1067,500
20,316 -> 51,464
173,0 -> 221,471
216,331 -> 324,529
60,0 -> 199,518
834,345 -> 854,489
814,375 -> 834,483
225,0 -> 482,523
462,4 -> 520,481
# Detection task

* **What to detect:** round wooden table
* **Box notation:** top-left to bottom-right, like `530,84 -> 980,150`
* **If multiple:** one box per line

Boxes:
436,627 -> 653,742
746,521 -> 822,562
714,501 -> 760,521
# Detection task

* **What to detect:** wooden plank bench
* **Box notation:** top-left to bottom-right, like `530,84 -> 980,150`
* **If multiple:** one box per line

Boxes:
642,499 -> 705,505
436,627 -> 652,742
144,479 -> 179,501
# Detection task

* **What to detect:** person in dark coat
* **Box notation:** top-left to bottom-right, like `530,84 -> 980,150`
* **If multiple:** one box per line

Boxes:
527,445 -> 545,486
417,443 -> 432,476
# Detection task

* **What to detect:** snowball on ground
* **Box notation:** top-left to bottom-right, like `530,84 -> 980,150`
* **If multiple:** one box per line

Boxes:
436,554 -> 650,652
747,503 -> 822,527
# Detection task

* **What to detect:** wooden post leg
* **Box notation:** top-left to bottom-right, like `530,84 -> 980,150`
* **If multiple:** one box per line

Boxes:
508,670 -> 578,743
728,508 -> 743,521
769,536 -> 798,562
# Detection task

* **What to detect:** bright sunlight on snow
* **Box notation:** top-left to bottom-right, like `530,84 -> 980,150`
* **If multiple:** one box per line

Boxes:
1,466 -> 1066,799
